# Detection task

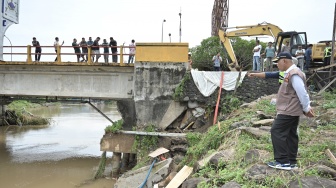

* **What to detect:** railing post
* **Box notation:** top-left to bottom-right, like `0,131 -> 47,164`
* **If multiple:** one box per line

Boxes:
88,47 -> 92,64
56,45 -> 61,64
120,45 -> 124,66
27,45 -> 32,64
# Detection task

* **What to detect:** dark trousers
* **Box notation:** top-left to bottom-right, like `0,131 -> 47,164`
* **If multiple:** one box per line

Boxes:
112,53 -> 118,63
271,114 -> 299,164
35,49 -> 41,61
323,56 -> 331,67
55,50 -> 58,61
214,66 -> 221,71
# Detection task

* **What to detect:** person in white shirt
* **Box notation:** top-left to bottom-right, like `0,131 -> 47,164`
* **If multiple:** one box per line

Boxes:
128,39 -> 136,64
54,37 -> 64,62
295,45 -> 305,70
252,40 -> 262,71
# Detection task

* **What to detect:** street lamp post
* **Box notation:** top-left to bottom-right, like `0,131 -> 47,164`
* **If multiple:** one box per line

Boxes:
169,33 -> 171,43
179,11 -> 182,42
161,19 -> 166,42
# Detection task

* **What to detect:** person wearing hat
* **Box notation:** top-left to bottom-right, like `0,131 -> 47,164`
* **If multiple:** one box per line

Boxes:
248,52 -> 315,170
32,37 -> 42,62
323,42 -> 332,67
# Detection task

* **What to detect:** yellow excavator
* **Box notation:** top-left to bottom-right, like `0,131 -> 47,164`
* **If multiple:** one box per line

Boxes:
218,22 -> 307,70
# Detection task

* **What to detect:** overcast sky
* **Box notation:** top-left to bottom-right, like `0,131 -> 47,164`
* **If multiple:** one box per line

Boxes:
3,0 -> 336,62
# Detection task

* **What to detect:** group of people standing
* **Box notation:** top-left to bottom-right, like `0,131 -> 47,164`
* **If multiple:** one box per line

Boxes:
31,37 -> 136,63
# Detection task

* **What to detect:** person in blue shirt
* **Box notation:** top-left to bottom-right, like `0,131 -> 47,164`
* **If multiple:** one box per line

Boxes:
304,44 -> 313,70
212,52 -> 222,71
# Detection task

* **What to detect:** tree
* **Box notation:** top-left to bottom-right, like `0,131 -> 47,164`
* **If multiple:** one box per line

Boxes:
190,36 -> 266,71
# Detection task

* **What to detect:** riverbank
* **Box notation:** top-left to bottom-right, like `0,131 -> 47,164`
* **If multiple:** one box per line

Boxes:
123,91 -> 336,187
177,91 -> 336,187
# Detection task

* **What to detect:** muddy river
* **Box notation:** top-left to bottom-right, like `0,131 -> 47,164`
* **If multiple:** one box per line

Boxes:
0,102 -> 120,188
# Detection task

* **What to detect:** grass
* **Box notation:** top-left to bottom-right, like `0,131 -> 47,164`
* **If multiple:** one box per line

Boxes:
178,91 -> 336,188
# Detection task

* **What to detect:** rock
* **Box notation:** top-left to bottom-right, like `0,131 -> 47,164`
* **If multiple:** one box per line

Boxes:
188,101 -> 199,108
230,121 -> 250,130
315,165 -> 336,180
288,176 -> 336,188
192,118 -> 205,129
198,149 -> 235,169
221,181 -> 241,188
181,177 -> 205,188
245,164 -> 277,182
171,137 -> 188,145
252,119 -> 274,127
170,145 -> 188,153
183,96 -> 190,101
192,107 -> 205,117
244,149 -> 260,164
256,111 -> 274,119
239,126 -> 270,138
259,126 -> 271,132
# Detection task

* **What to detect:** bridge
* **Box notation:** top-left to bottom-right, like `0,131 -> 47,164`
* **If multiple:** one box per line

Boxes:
0,43 -> 188,100
0,43 -> 189,128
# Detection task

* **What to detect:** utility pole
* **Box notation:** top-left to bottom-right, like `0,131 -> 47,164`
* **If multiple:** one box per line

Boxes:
179,8 -> 182,42
330,3 -> 336,77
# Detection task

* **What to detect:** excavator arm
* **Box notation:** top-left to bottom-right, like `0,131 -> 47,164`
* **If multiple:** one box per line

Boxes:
218,22 -> 283,70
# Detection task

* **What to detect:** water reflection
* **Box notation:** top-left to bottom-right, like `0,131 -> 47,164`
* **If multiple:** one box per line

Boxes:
0,102 -> 120,188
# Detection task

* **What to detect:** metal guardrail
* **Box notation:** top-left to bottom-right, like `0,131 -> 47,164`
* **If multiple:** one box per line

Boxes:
2,45 -> 136,66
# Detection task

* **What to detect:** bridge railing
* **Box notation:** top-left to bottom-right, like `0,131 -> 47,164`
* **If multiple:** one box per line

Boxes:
2,45 -> 135,65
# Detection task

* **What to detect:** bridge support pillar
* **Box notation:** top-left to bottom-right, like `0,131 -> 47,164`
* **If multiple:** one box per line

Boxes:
117,100 -> 136,130
133,43 -> 189,128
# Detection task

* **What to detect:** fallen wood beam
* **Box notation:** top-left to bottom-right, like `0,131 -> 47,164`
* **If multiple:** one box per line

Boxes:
313,77 -> 324,90
306,72 -> 316,83
318,77 -> 336,95
116,130 -> 186,137
312,63 -> 336,71
166,165 -> 193,188
325,149 -> 336,165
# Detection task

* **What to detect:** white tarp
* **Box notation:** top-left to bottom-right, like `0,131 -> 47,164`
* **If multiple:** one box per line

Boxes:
191,70 -> 247,97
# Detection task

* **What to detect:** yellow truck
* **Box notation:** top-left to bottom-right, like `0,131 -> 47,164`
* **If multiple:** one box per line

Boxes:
311,40 -> 335,64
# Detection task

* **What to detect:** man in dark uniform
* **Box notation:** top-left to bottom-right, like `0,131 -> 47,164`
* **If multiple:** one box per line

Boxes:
32,37 -> 42,62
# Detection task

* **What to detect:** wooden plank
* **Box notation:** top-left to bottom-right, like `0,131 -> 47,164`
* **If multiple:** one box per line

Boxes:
325,149 -> 336,165
166,165 -> 193,188
148,147 -> 169,158
318,77 -> 336,95
117,130 -> 186,137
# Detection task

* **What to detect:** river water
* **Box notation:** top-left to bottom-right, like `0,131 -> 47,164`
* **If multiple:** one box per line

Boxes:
0,102 -> 121,188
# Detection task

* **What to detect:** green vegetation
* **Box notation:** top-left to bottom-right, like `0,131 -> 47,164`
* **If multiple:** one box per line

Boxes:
132,125 -> 159,170
173,73 -> 191,100
179,92 -> 336,187
105,119 -> 123,133
93,151 -> 107,179
7,100 -> 50,125
190,36 -> 266,71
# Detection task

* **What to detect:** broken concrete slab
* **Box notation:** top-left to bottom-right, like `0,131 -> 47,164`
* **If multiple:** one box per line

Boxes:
114,158 -> 173,188
159,101 -> 187,130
